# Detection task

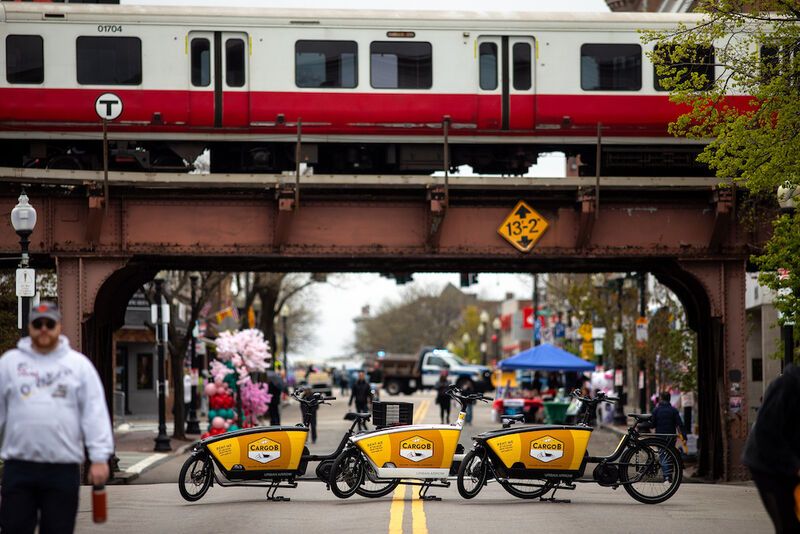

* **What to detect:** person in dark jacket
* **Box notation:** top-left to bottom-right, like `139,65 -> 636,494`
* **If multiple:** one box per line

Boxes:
652,392 -> 688,437
743,364 -> 800,534
267,372 -> 286,426
435,371 -> 451,424
349,371 -> 372,431
300,387 -> 319,443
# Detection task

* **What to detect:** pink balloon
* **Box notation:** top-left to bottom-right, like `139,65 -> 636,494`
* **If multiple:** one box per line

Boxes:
204,383 -> 217,397
211,416 -> 225,429
223,421 -> 231,430
214,376 -> 224,385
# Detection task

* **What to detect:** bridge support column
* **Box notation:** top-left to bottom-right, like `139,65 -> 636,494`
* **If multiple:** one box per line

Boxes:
56,256 -> 129,360
679,259 -> 748,481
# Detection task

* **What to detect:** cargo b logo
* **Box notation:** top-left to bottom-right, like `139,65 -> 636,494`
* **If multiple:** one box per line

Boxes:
399,436 -> 434,462
529,435 -> 564,463
248,437 -> 281,464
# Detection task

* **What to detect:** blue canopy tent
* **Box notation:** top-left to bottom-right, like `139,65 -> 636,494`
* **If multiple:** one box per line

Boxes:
498,343 -> 594,372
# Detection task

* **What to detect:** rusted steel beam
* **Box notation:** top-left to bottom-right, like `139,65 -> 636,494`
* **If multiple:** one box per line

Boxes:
427,186 -> 447,250
709,188 -> 734,252
85,194 -> 104,246
576,189 -> 595,249
274,186 -> 296,250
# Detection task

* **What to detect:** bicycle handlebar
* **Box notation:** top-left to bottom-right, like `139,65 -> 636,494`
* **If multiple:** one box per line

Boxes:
444,385 -> 492,403
570,389 -> 619,404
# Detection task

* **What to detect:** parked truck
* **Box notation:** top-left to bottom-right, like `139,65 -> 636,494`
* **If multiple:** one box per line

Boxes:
376,347 -> 493,396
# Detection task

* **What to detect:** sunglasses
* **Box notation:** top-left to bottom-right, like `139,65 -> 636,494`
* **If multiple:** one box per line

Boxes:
31,318 -> 57,330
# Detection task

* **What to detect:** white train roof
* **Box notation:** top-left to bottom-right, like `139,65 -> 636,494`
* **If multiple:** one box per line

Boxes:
0,3 -> 705,29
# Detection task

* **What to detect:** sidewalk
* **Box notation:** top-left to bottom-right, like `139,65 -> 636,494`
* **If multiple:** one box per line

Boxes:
111,419 -> 197,484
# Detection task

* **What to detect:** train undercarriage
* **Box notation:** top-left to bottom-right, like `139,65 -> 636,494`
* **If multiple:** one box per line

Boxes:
0,139 -> 712,177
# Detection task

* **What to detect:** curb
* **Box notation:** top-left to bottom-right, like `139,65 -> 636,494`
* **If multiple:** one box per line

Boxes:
111,440 -> 197,485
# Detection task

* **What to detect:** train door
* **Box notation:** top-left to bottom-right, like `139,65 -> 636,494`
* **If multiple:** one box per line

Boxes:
188,31 -> 250,128
476,36 -> 535,130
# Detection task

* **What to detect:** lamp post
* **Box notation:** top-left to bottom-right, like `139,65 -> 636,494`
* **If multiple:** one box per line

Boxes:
280,305 -> 290,372
461,332 -> 471,361
153,278 -> 172,451
777,183 -> 797,370
479,310 -> 490,366
11,191 -> 37,335
185,273 -> 201,435
492,317 -> 502,362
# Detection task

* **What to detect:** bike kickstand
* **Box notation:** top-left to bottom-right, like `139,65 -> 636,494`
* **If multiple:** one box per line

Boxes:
418,482 -> 441,501
539,485 -> 570,504
266,482 -> 291,502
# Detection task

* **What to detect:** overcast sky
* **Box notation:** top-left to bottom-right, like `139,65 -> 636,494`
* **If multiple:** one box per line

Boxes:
124,0 -> 607,360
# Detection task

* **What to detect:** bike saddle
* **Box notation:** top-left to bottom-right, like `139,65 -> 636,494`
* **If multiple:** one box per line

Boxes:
627,413 -> 653,421
501,414 -> 525,422
348,412 -> 371,421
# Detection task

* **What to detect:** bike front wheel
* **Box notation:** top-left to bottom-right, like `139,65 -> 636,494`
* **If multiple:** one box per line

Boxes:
619,441 -> 682,504
329,448 -> 366,499
356,461 -> 399,498
456,449 -> 488,499
178,453 -> 212,502
499,478 -> 553,499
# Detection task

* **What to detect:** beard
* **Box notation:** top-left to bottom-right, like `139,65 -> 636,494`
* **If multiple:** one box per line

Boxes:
31,332 -> 60,352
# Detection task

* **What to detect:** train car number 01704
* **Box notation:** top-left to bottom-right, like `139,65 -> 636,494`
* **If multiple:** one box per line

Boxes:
97,25 -> 123,33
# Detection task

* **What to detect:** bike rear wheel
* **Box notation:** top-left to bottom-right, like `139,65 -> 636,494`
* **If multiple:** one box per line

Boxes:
620,441 -> 682,504
178,454 -> 212,502
329,449 -> 365,499
456,450 -> 488,499
499,479 -> 553,499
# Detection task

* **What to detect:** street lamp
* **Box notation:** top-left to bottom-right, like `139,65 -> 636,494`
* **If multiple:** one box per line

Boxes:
778,183 -> 797,370
185,273 -> 201,435
152,277 -> 171,451
461,332 -> 471,361
479,310 -> 490,366
11,191 -> 37,334
280,305 -> 290,372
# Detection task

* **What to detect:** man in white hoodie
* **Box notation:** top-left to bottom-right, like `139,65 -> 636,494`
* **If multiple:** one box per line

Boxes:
0,302 -> 114,534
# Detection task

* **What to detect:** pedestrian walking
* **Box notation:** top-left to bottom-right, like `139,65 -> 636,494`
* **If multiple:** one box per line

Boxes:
743,364 -> 800,534
348,371 -> 372,431
339,367 -> 350,396
651,391 -> 687,481
267,371 -> 286,426
0,302 -> 114,534
435,371 -> 451,424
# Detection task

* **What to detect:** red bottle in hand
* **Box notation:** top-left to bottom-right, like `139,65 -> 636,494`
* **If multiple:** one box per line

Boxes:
92,484 -> 107,523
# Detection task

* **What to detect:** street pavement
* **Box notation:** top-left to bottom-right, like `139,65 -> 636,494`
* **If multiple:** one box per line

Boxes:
87,391 -> 770,533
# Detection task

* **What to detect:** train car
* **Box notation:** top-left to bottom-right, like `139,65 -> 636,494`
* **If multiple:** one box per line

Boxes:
0,4 -> 743,175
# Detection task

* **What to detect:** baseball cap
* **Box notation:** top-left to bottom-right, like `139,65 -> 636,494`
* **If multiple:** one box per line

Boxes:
29,301 -> 61,323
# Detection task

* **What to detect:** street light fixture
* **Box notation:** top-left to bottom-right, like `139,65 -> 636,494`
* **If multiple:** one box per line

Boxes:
461,332 -> 471,360
479,310 -> 490,366
492,317 -> 502,361
185,273 -> 201,435
152,277 -> 172,452
11,191 -> 37,334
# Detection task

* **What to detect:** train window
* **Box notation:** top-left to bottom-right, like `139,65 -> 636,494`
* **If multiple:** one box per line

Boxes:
580,44 -> 641,91
6,35 -> 44,84
653,44 -> 714,91
191,38 -> 211,87
479,42 -> 497,90
225,38 -> 245,88
370,41 -> 432,89
77,36 -> 141,85
295,40 -> 357,88
513,42 -> 532,90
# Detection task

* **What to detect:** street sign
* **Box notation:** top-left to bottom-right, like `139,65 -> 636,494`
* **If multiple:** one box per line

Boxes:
580,341 -> 594,359
497,200 -> 549,252
94,92 -> 123,121
15,268 -> 35,297
578,323 -> 593,342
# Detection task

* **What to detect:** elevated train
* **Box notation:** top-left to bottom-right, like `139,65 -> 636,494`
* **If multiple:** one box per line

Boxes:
0,4 -> 742,175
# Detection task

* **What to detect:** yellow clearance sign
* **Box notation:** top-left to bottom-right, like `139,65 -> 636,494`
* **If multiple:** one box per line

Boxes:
497,200 -> 549,253
207,430 -> 308,471
355,428 -> 460,469
485,428 -> 592,471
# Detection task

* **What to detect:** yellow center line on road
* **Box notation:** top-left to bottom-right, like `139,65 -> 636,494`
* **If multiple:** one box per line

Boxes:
388,396 -> 432,534
388,485 -> 407,534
